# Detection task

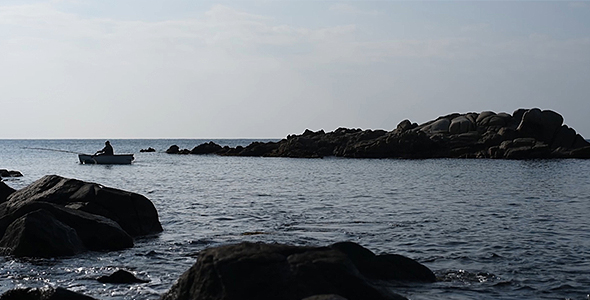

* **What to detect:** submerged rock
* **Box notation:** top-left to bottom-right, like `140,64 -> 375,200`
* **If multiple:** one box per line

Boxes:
166,108 -> 589,159
0,175 -> 162,258
161,241 -> 434,300
97,269 -> 150,284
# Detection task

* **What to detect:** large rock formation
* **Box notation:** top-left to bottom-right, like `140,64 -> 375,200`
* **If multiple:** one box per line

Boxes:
167,108 -> 590,159
161,241 -> 435,300
0,175 -> 163,258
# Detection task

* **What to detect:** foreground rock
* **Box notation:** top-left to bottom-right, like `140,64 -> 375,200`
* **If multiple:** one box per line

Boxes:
168,108 -> 590,159
0,287 -> 98,300
0,182 -> 15,203
161,241 -> 434,300
0,175 -> 162,258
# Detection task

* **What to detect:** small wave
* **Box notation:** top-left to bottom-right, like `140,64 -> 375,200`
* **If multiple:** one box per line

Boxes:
437,269 -> 499,284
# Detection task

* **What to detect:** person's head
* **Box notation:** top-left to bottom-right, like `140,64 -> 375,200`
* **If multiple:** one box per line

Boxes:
105,141 -> 110,145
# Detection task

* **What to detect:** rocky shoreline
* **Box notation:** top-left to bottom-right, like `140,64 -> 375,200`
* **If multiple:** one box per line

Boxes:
166,108 -> 590,159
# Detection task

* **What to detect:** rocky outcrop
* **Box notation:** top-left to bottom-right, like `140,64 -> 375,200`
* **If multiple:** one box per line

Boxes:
190,142 -> 223,154
160,241 -> 434,300
0,287 -> 98,300
140,147 -> 156,152
167,108 -> 590,159
0,175 -> 162,258
166,145 -> 191,154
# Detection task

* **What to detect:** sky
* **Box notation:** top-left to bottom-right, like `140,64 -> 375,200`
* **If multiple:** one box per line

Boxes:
1,0 -> 589,139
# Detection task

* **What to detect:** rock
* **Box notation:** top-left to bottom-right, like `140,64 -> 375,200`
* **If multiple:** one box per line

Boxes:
140,147 -> 156,152
430,118 -> 450,133
0,209 -> 85,257
0,170 -> 23,178
476,111 -> 495,126
190,142 -> 223,154
551,125 -> 577,149
0,182 -> 15,204
449,116 -> 474,134
164,108 -> 588,159
569,146 -> 590,158
0,201 -> 133,255
0,287 -> 98,300
396,119 -> 415,132
330,241 -> 436,282
516,108 -> 563,143
572,134 -> 590,149
0,175 -> 160,258
161,241 -> 435,300
97,269 -> 149,284
3,175 -> 162,237
166,145 -> 191,154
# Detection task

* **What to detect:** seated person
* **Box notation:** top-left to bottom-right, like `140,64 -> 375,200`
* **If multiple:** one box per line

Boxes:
95,141 -> 114,156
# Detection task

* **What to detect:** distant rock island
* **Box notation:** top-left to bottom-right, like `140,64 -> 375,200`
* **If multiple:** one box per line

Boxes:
167,108 -> 590,159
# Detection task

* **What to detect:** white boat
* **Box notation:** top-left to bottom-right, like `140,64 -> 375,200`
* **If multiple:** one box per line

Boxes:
78,154 -> 134,165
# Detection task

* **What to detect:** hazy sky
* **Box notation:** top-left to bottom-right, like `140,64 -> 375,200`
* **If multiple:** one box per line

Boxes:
1,1 -> 589,139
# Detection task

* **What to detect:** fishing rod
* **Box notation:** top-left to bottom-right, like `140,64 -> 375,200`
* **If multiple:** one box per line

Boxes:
23,147 -> 83,155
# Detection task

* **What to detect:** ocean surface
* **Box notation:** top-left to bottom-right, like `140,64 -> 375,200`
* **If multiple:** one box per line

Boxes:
0,139 -> 589,300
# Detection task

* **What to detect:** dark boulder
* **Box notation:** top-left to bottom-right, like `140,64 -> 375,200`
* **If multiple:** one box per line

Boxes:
449,116 -> 474,134
3,175 -> 162,236
330,242 -> 435,282
0,287 -> 98,300
0,201 -> 133,254
97,269 -> 149,284
0,169 -> 23,178
190,142 -> 223,154
140,147 -> 156,152
516,108 -> 563,143
161,241 -> 435,300
236,141 -> 279,157
396,119 -> 416,132
166,145 -> 180,154
569,146 -> 590,158
0,175 -> 159,258
0,209 -> 85,258
430,118 -> 450,133
0,182 -> 15,204
166,145 -> 190,154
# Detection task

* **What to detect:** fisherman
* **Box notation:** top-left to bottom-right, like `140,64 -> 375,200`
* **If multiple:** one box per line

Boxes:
95,140 -> 114,156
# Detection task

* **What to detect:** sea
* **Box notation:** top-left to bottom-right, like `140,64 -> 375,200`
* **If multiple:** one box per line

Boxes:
0,139 -> 589,300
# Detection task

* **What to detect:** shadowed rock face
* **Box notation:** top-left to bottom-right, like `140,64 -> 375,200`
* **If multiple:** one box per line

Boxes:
161,241 -> 435,300
0,182 -> 15,204
0,175 -> 162,258
167,108 -> 590,159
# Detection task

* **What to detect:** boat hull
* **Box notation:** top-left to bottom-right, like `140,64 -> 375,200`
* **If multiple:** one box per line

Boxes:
78,154 -> 134,165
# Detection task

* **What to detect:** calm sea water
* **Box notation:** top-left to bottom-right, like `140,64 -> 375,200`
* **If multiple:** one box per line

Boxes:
0,139 -> 589,300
